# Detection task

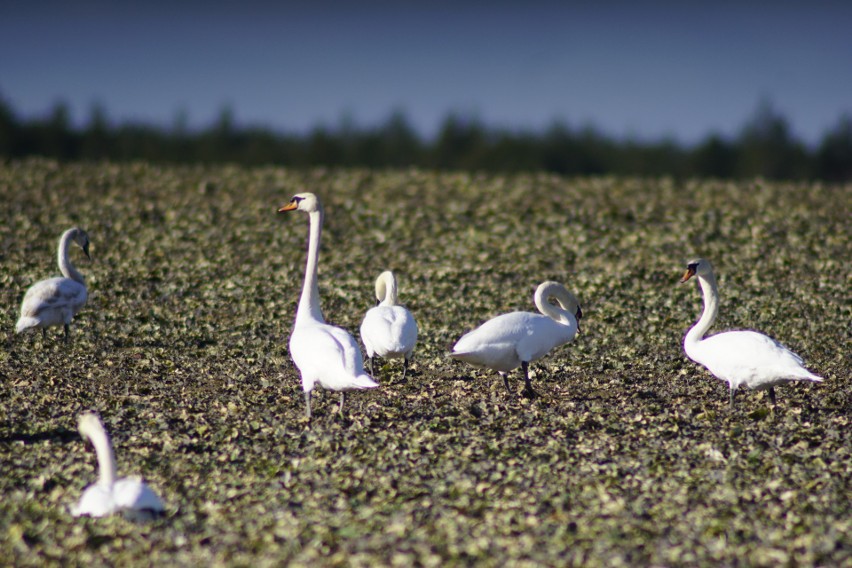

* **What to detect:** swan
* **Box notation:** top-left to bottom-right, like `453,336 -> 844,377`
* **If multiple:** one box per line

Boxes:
681,258 -> 823,407
70,412 -> 164,520
359,271 -> 419,380
278,193 -> 378,420
450,281 -> 582,397
16,227 -> 90,342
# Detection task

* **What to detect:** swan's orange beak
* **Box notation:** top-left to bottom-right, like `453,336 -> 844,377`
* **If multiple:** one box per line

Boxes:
680,267 -> 696,283
278,201 -> 298,213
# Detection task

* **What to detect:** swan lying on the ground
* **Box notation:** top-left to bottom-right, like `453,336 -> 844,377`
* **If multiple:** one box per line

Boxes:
451,281 -> 581,397
360,271 -> 418,381
279,193 -> 378,421
71,412 -> 164,520
681,258 -> 823,408
16,227 -> 90,342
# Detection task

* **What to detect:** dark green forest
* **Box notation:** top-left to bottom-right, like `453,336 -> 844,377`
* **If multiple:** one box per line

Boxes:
1,93 -> 850,181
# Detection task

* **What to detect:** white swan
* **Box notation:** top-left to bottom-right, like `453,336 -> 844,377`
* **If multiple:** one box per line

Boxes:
359,271 -> 419,380
16,227 -> 90,342
279,193 -> 378,420
71,412 -> 164,520
681,258 -> 823,407
451,281 -> 581,397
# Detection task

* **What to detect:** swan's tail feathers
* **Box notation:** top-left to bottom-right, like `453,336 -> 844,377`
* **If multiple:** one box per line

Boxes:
449,350 -> 477,365
449,347 -> 467,358
798,371 -> 823,383
352,373 -> 380,390
15,317 -> 39,333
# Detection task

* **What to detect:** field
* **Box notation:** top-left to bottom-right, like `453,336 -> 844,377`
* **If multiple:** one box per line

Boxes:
0,159 -> 849,566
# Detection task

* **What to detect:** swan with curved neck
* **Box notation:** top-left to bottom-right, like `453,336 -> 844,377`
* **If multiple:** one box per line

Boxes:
16,227 -> 90,342
279,193 -> 378,420
71,412 -> 164,519
451,281 -> 582,397
681,258 -> 823,407
360,271 -> 419,380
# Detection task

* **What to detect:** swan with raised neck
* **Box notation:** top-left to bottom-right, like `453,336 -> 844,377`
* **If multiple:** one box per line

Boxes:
681,258 -> 823,407
71,412 -> 164,519
16,227 -> 90,341
278,193 -> 378,421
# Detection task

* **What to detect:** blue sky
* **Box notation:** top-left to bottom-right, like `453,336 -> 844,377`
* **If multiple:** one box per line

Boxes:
2,1 -> 851,146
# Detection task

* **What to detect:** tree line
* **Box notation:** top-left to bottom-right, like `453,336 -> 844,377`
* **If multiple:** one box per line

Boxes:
0,94 -> 850,182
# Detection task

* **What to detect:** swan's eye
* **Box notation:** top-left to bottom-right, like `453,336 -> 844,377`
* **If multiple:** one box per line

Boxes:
687,262 -> 699,271
291,196 -> 304,204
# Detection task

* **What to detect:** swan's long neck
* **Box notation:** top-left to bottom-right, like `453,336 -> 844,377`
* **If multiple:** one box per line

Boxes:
58,230 -> 84,284
684,272 -> 719,354
535,283 -> 578,325
297,208 -> 325,325
83,421 -> 118,487
377,273 -> 398,306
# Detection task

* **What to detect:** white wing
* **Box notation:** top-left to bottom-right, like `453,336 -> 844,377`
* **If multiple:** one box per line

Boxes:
291,322 -> 378,392
693,330 -> 823,390
113,477 -> 165,516
452,311 -> 576,373
17,277 -> 87,330
71,484 -> 116,517
360,305 -> 418,359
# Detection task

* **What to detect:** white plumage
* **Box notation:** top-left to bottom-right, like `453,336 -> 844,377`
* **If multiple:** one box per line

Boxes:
71,412 -> 164,520
16,227 -> 90,342
681,258 -> 823,407
360,271 -> 418,380
279,193 -> 378,420
451,281 -> 581,397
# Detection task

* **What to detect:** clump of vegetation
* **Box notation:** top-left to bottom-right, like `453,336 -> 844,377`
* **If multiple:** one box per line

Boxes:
0,159 -> 848,565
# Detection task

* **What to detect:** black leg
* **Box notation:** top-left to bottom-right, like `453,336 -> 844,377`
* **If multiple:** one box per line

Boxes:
402,357 -> 409,381
367,356 -> 374,377
522,361 -> 537,398
42,328 -> 47,340
500,373 -> 512,394
64,324 -> 70,344
769,387 -> 777,406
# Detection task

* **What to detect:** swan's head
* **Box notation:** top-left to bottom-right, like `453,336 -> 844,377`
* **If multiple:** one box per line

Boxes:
536,281 -> 582,323
681,258 -> 713,283
69,228 -> 91,259
278,192 -> 321,214
78,411 -> 106,441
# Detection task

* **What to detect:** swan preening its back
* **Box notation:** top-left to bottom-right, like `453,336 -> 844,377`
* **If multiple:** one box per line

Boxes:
16,227 -> 90,342
71,412 -> 164,520
451,281 -> 581,397
360,271 -> 419,380
681,258 -> 823,407
279,192 -> 378,421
